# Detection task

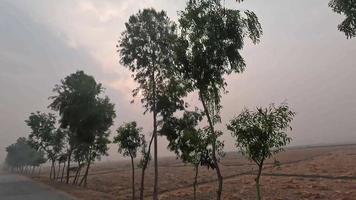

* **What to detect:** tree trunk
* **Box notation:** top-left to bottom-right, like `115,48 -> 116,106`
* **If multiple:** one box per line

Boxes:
50,162 -> 54,180
52,161 -> 56,180
199,91 -> 223,200
140,166 -> 146,200
73,161 -> 81,185
193,165 -> 199,200
140,134 -> 154,200
131,155 -> 135,200
38,165 -> 41,176
152,67 -> 158,200
57,162 -> 61,180
66,149 -> 72,184
61,162 -> 66,182
80,160 -> 91,187
255,163 -> 263,200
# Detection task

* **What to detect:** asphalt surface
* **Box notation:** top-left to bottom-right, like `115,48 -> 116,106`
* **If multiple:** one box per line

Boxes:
0,172 -> 74,200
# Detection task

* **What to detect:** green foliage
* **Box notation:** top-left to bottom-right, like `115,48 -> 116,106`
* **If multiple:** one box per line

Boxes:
119,8 -> 183,114
25,112 -> 65,163
227,103 -> 295,166
114,121 -> 142,158
160,111 -> 224,169
137,134 -> 152,168
49,70 -> 115,160
176,0 -> 262,117
329,0 -> 356,38
25,111 -> 57,150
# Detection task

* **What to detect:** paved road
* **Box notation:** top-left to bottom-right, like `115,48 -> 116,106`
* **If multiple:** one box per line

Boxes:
0,173 -> 74,200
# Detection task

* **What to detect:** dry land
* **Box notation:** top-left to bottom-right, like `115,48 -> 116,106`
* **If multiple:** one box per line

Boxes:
31,144 -> 356,200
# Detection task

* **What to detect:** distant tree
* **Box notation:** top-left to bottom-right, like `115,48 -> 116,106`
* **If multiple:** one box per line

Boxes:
175,0 -> 262,199
5,137 -> 45,174
119,8 -> 180,199
227,103 -> 295,200
114,121 -> 142,200
49,71 -> 116,186
329,0 -> 356,39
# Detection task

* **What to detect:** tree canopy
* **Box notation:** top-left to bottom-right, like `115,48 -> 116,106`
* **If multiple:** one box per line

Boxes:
114,121 -> 142,158
329,0 -> 356,39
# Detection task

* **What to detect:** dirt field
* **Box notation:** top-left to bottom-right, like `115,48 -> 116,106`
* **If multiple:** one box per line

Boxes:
32,144 -> 356,200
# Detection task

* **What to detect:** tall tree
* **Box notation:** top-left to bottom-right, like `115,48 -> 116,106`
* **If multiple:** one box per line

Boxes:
175,0 -> 262,199
329,0 -> 356,39
114,121 -> 142,200
119,8 -> 179,199
49,70 -> 116,186
227,103 -> 295,200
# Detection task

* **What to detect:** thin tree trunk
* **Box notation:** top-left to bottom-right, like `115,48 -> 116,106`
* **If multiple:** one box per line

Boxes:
131,155 -> 135,200
50,162 -> 53,180
52,161 -> 56,180
66,149 -> 72,184
75,167 -> 82,185
73,161 -> 81,185
38,165 -> 41,176
199,91 -> 223,200
61,162 -> 66,182
255,162 -> 263,200
152,67 -> 159,200
80,160 -> 91,187
140,167 -> 146,200
57,162 -> 61,180
193,165 -> 199,200
140,134 -> 154,200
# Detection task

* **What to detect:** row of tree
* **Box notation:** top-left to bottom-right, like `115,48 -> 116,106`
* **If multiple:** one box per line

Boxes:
117,0 -> 262,199
5,137 -> 46,174
5,0 -> 353,199
115,1 -> 296,200
5,71 -> 116,187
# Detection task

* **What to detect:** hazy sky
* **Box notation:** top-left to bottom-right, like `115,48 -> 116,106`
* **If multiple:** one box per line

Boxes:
1,0 -> 355,161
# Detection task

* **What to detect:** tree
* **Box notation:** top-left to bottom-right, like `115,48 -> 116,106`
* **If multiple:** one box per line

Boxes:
49,70 -> 116,186
175,0 -> 262,199
25,112 -> 65,180
227,103 -> 295,200
329,0 -> 356,39
161,111 -> 224,200
119,8 -> 179,199
114,121 -> 142,200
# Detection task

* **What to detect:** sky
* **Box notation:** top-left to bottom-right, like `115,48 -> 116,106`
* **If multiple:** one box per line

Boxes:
0,0 -> 355,162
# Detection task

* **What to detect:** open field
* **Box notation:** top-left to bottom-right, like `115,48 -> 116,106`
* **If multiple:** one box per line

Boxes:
32,144 -> 356,200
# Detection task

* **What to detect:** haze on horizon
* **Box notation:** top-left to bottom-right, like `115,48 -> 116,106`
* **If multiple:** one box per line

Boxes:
0,0 -> 355,162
